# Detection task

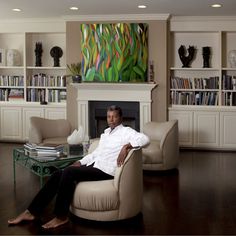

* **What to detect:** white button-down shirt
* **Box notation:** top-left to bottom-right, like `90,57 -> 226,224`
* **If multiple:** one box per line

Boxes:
79,124 -> 150,176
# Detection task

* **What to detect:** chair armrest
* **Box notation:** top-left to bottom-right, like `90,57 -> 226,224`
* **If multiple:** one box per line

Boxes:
114,148 -> 141,190
143,120 -> 178,150
28,118 -> 43,144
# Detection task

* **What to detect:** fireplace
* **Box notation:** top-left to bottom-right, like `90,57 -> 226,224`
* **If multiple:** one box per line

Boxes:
72,82 -> 157,139
89,101 -> 140,138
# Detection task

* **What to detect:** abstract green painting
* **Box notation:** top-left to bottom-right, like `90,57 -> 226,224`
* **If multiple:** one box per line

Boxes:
81,23 -> 148,82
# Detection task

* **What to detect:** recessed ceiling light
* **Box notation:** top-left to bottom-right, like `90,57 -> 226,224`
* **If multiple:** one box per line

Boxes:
70,6 -> 79,11
138,5 -> 147,9
12,8 -> 21,12
211,4 -> 222,8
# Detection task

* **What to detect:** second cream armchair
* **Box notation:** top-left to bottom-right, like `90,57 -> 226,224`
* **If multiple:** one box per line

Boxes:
28,117 -> 72,145
142,120 -> 179,171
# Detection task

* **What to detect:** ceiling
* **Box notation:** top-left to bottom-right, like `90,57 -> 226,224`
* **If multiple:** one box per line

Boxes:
0,0 -> 236,20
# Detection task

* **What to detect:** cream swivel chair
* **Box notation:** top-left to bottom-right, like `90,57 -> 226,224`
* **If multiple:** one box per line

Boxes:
70,139 -> 143,221
28,116 -> 72,145
142,120 -> 179,171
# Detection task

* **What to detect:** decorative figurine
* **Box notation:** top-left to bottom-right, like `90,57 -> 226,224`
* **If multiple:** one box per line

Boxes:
202,46 -> 211,68
50,46 -> 63,67
35,42 -> 43,67
178,45 -> 196,68
228,50 -> 236,68
7,49 -> 21,66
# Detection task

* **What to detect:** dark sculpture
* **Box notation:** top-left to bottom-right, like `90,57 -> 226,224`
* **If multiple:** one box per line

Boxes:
178,45 -> 196,68
50,46 -> 63,67
35,42 -> 43,67
202,46 -> 211,68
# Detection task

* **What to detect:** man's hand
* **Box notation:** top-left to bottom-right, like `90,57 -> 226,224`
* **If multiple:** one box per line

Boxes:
71,161 -> 81,167
117,143 -> 132,167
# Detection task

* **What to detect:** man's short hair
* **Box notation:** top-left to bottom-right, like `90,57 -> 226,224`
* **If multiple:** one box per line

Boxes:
107,105 -> 123,117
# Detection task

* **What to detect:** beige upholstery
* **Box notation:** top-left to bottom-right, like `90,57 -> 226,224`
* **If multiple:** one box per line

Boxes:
70,139 -> 143,221
28,117 -> 72,145
142,120 -> 179,171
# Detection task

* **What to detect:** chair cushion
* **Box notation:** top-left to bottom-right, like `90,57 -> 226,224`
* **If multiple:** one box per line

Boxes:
72,180 -> 119,211
142,141 -> 163,164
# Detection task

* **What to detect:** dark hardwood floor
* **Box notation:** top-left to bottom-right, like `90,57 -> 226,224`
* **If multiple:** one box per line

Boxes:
1,142 -> 236,235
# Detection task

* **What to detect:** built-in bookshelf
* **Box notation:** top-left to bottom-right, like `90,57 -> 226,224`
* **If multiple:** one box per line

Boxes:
0,31 -> 67,104
168,17 -> 236,149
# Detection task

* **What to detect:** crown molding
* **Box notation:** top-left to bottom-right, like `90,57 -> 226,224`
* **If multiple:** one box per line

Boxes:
170,15 -> 236,22
63,14 -> 170,21
0,18 -> 65,33
170,15 -> 236,32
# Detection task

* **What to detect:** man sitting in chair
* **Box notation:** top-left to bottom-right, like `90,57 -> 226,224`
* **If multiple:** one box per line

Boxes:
8,105 -> 149,229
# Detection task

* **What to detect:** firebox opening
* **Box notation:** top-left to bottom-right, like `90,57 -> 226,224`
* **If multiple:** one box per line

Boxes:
89,101 -> 140,138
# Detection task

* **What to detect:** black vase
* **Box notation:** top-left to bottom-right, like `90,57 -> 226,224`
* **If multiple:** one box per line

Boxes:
72,75 -> 82,83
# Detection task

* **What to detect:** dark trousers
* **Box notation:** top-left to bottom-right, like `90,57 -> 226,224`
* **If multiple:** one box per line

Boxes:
28,164 -> 113,218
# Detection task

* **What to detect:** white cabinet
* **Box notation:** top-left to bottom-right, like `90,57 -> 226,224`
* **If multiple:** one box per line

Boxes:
169,109 -> 193,146
169,107 -> 236,150
169,108 -> 220,148
45,107 -> 66,119
0,103 -> 66,141
220,112 -> 236,148
0,106 -> 22,140
194,111 -> 219,148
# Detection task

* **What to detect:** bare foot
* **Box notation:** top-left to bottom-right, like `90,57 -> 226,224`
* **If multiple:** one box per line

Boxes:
42,217 -> 69,229
8,210 -> 35,225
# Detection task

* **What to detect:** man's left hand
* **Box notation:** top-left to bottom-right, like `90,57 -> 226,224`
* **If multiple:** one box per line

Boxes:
117,143 -> 132,167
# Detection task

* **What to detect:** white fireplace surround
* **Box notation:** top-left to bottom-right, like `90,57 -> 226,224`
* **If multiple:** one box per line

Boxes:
72,82 -> 157,137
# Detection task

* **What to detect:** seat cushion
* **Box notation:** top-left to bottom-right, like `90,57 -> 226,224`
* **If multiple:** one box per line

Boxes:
72,180 -> 119,211
142,141 -> 163,164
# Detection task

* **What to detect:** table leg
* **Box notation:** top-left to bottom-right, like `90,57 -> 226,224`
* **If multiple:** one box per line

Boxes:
13,150 -> 16,187
39,164 -> 43,188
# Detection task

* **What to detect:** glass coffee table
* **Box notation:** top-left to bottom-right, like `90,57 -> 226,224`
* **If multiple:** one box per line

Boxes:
13,147 -> 85,188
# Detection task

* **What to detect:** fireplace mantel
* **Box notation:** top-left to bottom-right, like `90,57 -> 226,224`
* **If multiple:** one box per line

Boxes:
72,82 -> 157,137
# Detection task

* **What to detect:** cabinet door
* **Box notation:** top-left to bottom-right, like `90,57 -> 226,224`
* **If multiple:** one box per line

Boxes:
194,111 -> 219,148
22,107 -> 44,141
0,107 -> 22,140
169,110 -> 193,146
45,107 -> 66,119
220,112 -> 236,148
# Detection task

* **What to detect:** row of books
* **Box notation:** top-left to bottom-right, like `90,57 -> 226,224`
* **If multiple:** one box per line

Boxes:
171,76 -> 219,90
26,88 -> 67,103
171,91 -> 219,105
222,75 -> 236,90
24,142 -> 65,159
0,88 -> 24,101
28,74 -> 66,87
0,75 -> 24,86
48,89 -> 67,103
222,92 -> 236,106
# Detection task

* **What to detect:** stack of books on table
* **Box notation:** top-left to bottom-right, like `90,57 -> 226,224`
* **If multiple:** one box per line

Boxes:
24,143 -> 65,160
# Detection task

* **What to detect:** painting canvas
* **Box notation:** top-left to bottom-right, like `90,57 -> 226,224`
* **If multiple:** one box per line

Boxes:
81,23 -> 148,82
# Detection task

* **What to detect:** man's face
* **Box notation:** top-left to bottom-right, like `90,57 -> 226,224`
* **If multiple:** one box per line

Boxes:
107,110 -> 122,130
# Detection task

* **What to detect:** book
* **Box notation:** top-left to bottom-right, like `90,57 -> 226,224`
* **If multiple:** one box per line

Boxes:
35,143 -> 64,151
24,142 -> 65,158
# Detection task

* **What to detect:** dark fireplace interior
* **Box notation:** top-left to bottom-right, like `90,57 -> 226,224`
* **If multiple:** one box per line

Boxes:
89,101 -> 140,138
